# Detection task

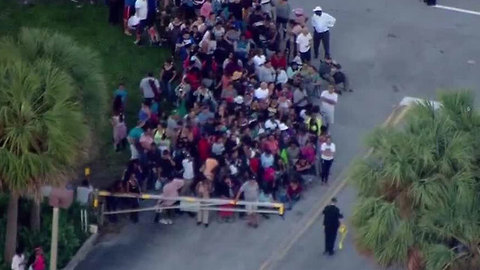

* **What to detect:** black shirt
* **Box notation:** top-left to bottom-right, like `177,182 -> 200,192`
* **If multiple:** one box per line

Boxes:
322,204 -> 343,228
159,157 -> 175,178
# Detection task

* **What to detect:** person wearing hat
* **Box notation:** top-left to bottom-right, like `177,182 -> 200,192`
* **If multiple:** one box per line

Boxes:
311,6 -> 336,59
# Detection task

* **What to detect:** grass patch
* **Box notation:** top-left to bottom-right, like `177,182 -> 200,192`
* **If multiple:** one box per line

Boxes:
0,0 -> 169,187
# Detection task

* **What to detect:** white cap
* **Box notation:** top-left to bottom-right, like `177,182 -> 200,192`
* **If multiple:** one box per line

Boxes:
234,96 -> 244,104
279,123 -> 289,131
313,6 -> 322,12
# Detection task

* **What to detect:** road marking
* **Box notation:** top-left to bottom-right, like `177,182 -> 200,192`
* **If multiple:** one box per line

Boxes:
434,5 -> 480,16
258,104 -> 411,270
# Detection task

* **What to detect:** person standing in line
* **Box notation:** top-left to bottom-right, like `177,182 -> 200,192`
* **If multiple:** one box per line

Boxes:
311,6 -> 336,59
181,152 -> 195,196
320,135 -> 335,185
11,246 -> 25,270
275,0 -> 291,40
123,0 -> 136,35
322,197 -> 343,256
134,0 -> 148,45
235,176 -> 260,228
320,85 -> 338,125
296,26 -> 313,63
139,72 -> 160,104
126,174 -> 141,223
195,178 -> 212,227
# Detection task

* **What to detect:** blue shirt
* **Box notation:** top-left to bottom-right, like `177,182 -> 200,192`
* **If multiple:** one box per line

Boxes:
261,153 -> 274,168
128,127 -> 144,141
114,89 -> 127,103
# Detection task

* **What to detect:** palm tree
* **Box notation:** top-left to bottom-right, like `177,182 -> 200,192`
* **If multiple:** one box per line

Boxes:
0,28 -> 108,233
350,92 -> 480,270
0,41 -> 90,262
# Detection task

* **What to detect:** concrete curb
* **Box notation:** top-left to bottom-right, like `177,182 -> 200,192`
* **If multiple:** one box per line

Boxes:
62,232 -> 99,270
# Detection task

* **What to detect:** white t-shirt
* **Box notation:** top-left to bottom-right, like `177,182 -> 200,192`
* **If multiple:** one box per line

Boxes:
11,254 -> 25,270
253,55 -> 266,68
296,33 -> 312,53
139,77 -> 160,99
182,159 -> 194,180
321,142 -> 336,160
320,90 -> 338,111
135,0 -> 148,20
254,87 -> 269,100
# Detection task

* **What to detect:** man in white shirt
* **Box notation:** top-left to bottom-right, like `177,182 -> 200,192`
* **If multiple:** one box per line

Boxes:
134,0 -> 148,45
254,82 -> 270,100
320,85 -> 338,124
320,136 -> 335,185
252,49 -> 266,70
311,6 -> 336,59
181,153 -> 194,195
296,27 -> 313,63
139,72 -> 160,103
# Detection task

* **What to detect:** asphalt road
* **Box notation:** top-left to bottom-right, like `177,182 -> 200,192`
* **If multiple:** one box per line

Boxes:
75,0 -> 480,269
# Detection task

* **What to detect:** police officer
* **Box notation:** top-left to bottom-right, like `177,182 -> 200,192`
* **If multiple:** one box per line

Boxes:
322,197 -> 343,255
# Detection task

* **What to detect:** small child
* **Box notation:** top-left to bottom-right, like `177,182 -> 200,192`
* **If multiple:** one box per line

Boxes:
113,83 -> 127,108
148,26 -> 161,46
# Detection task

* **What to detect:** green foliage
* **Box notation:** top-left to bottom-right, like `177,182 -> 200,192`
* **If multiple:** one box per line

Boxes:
350,92 -> 480,270
0,0 -> 168,185
0,55 -> 89,192
0,196 -> 88,269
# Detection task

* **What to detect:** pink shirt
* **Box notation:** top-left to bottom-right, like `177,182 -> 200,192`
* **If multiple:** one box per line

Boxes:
161,179 -> 185,206
301,145 -> 316,164
200,2 -> 212,18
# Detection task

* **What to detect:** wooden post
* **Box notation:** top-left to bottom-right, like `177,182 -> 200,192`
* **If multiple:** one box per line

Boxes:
49,207 -> 59,270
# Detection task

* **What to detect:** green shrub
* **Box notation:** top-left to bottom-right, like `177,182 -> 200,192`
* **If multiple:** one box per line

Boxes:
0,196 -> 89,269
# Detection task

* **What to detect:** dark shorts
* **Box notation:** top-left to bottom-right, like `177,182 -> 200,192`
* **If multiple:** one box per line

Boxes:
137,19 -> 147,34
276,17 -> 288,25
300,49 -> 311,62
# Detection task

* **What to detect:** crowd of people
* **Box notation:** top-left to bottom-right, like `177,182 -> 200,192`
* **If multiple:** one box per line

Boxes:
109,0 -> 353,228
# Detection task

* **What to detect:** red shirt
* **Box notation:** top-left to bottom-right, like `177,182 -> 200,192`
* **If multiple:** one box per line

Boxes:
287,184 -> 302,198
271,55 -> 287,70
198,137 -> 211,162
185,71 -> 201,90
249,157 -> 260,174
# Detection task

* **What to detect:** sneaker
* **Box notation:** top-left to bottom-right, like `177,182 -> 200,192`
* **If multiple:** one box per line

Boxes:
166,219 -> 173,224
133,40 -> 140,45
124,30 -> 132,36
159,219 -> 169,225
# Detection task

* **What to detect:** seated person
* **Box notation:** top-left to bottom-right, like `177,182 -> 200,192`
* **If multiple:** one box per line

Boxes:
285,179 -> 302,210
295,155 -> 312,180
318,57 -> 352,93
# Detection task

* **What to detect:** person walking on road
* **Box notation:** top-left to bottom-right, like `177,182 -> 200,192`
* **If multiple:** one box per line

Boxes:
322,197 -> 343,256
320,135 -> 335,185
311,6 -> 336,59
